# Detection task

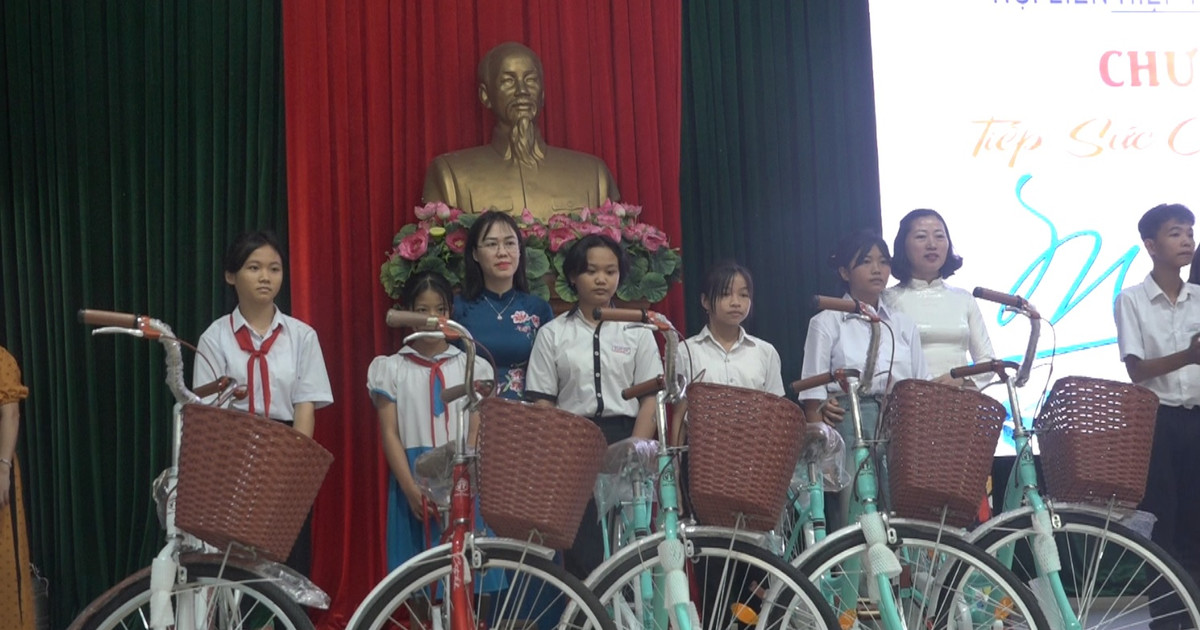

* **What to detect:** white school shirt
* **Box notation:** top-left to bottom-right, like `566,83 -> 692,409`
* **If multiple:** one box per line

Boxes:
677,326 -> 785,396
883,278 -> 995,388
366,345 -> 495,448
193,306 -> 334,420
797,297 -> 930,401
525,309 -> 663,418
1114,273 -> 1200,407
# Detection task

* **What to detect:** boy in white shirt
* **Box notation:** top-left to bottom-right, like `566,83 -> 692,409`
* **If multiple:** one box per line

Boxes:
1114,203 -> 1200,629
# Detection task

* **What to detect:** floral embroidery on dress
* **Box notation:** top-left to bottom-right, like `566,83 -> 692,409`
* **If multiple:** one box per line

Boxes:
500,366 -> 526,396
510,310 -> 540,337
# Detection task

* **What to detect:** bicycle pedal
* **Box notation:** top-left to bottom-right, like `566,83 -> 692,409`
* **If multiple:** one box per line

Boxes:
855,598 -> 883,620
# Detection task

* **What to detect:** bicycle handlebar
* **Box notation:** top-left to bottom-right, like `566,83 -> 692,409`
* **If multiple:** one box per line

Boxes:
78,309 -> 140,328
972,287 -> 1041,387
790,368 -> 862,395
622,375 -> 666,401
948,359 -> 1021,380
193,377 -> 233,398
811,296 -> 858,314
385,309 -> 441,330
439,380 -> 496,405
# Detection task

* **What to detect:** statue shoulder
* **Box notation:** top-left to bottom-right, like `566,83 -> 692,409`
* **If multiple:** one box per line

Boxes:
541,146 -> 620,201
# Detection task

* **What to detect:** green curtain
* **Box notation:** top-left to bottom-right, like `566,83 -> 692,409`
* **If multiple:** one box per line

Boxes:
680,0 -> 882,378
0,1 -> 287,626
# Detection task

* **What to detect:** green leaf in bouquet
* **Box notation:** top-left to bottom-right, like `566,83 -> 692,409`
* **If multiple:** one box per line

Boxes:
416,255 -> 448,275
524,247 -> 551,277
616,283 -> 641,302
395,224 -> 418,242
529,276 -> 551,301
551,251 -> 568,276
554,273 -> 578,302
650,251 -> 678,278
638,272 -> 669,303
458,212 -> 479,229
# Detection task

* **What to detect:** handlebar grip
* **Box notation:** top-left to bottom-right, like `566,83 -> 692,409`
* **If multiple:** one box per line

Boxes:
811,296 -> 858,314
622,376 -> 665,400
948,359 -> 1021,379
386,309 -> 439,329
193,377 -> 232,398
441,384 -> 468,404
78,309 -> 139,328
594,307 -> 649,323
791,368 -> 862,394
972,287 -> 1025,308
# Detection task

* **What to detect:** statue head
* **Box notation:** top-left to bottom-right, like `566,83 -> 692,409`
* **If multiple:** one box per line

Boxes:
477,42 -> 545,129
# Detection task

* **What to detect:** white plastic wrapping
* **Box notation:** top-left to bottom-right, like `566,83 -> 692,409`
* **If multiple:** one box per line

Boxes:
791,422 -> 851,493
594,437 -> 660,517
413,442 -> 477,508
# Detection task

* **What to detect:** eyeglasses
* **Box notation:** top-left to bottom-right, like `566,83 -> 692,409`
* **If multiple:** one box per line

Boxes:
479,241 -> 521,252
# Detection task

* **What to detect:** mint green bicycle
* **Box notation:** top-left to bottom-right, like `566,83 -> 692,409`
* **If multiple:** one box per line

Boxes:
960,288 -> 1200,630
784,296 -> 1051,630
583,307 -> 839,630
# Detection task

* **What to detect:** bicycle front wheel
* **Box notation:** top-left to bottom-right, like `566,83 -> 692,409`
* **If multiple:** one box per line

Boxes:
975,508 -> 1200,630
588,531 -> 840,630
72,561 -> 312,630
349,541 -> 615,630
796,521 -> 1050,630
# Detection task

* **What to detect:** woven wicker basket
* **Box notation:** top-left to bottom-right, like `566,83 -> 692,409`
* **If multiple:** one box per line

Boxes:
176,405 -> 334,562
1035,376 -> 1158,508
477,398 -> 606,549
686,383 -> 806,531
884,379 -> 1005,528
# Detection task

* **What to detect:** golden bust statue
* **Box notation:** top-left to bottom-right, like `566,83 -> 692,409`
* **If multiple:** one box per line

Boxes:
422,42 -> 620,220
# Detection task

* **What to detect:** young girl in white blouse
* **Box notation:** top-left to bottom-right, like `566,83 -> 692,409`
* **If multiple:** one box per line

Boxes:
882,209 -> 995,388
672,261 -> 784,445
194,230 -> 333,576
797,231 -> 930,529
366,272 -> 495,570
525,234 -> 663,579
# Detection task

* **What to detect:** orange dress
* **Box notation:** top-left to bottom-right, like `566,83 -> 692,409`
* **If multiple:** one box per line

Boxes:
0,346 -> 34,630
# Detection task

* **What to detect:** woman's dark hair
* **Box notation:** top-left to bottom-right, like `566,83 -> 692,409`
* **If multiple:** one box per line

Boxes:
462,210 -> 530,300
400,271 -> 456,317
701,261 -> 754,314
890,209 -> 963,284
223,230 -> 286,275
562,234 -> 629,288
828,230 -> 890,289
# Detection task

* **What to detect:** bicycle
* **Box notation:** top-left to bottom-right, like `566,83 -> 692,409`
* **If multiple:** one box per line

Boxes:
346,309 -> 615,630
583,306 -> 840,630
957,288 -> 1200,630
69,309 -> 330,630
784,295 -> 1051,630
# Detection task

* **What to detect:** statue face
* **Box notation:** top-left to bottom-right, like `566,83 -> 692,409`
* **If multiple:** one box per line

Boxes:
481,51 -> 543,127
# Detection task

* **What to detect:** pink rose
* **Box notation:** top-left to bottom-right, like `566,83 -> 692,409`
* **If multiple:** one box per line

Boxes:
623,203 -> 643,218
434,202 -> 453,220
445,229 -> 468,254
549,227 -> 576,252
623,223 -> 649,241
448,208 -> 463,221
522,223 -> 547,240
602,226 -> 622,243
548,213 -> 572,228
520,208 -> 536,226
595,213 -> 621,227
641,228 -> 669,252
612,203 -> 627,218
578,207 -> 592,222
577,221 -> 604,236
414,203 -> 437,220
397,228 -> 430,260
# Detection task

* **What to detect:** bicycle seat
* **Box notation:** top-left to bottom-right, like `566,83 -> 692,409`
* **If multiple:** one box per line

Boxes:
413,442 -> 478,508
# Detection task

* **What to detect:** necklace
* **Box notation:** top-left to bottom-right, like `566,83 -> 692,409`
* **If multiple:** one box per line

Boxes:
484,292 -> 517,321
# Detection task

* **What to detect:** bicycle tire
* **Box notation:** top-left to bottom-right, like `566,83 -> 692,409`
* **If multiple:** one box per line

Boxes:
975,508 -> 1200,630
796,521 -> 1051,630
72,561 -> 312,630
588,532 -> 840,630
349,542 -> 616,630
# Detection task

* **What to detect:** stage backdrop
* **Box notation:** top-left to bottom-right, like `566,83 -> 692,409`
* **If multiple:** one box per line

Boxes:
869,0 -> 1200,454
280,1 -> 682,625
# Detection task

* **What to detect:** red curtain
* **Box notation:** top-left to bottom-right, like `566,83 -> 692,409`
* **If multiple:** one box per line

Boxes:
281,2 -> 682,626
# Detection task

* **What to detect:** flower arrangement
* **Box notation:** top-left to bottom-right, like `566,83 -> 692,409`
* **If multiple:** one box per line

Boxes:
380,200 -> 682,304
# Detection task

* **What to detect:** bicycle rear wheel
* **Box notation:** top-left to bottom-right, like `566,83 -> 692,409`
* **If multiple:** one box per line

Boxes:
974,508 -> 1200,630
71,561 -> 312,630
588,531 -> 840,630
796,521 -> 1050,630
349,541 -> 615,630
